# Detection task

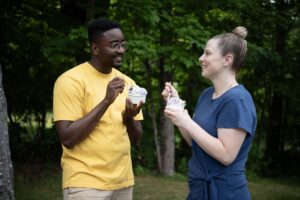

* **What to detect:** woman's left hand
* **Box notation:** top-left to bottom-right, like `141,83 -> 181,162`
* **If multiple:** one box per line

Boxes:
164,107 -> 191,128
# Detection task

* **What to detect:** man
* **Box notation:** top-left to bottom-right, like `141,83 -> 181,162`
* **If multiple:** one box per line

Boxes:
53,18 -> 144,200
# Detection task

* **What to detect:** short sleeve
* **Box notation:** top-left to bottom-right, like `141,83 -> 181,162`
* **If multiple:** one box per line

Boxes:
217,98 -> 255,135
53,76 -> 84,121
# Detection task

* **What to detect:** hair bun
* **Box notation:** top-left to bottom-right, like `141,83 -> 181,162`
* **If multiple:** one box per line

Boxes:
232,26 -> 247,39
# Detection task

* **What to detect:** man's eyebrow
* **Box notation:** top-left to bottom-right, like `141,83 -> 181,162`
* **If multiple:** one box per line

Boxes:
107,39 -> 125,43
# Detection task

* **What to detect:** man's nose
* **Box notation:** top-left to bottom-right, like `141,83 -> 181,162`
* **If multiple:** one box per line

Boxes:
117,46 -> 125,54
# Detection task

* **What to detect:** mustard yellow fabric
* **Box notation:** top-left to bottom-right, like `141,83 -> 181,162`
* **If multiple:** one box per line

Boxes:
53,62 -> 143,190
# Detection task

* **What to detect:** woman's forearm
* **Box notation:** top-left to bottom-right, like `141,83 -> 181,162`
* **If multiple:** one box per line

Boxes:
178,127 -> 192,146
181,120 -> 234,166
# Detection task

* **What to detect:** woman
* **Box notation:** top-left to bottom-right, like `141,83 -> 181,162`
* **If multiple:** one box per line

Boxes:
162,27 -> 257,200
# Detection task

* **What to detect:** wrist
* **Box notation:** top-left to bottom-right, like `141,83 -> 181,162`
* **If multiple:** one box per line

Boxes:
122,111 -> 134,123
102,98 -> 112,107
179,118 -> 191,130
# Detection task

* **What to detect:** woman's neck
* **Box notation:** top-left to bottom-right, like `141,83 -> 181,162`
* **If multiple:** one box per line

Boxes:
212,74 -> 238,99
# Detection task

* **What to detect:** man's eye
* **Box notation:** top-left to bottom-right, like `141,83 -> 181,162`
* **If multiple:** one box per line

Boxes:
111,42 -> 119,49
121,42 -> 128,49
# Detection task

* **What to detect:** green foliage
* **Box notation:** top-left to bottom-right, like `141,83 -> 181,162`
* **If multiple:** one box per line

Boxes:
9,123 -> 61,164
43,26 -> 89,67
1,0 -> 299,178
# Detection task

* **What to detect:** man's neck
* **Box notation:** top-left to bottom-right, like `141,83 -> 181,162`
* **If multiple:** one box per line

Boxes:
89,58 -> 112,74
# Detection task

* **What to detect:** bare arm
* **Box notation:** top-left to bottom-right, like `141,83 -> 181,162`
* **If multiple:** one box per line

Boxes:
122,99 -> 144,145
55,77 -> 125,149
165,108 -> 246,166
183,120 -> 246,165
178,127 -> 192,146
123,118 -> 143,145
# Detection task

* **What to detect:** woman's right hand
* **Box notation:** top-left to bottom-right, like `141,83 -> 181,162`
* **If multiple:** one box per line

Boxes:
161,82 -> 179,101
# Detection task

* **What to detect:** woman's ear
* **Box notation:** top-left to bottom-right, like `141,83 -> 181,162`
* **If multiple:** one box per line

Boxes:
223,53 -> 233,68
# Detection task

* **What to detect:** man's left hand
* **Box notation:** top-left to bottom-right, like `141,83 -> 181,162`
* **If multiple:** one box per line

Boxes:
123,98 -> 144,120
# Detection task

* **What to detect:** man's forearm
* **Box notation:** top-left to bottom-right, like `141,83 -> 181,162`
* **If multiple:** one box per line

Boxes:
56,99 -> 111,148
123,117 -> 142,145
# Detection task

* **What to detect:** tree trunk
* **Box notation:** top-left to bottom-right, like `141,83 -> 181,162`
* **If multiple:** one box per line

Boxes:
0,64 -> 15,200
145,61 -> 162,172
266,92 -> 283,168
160,115 -> 175,176
265,0 -> 289,171
159,58 -> 175,176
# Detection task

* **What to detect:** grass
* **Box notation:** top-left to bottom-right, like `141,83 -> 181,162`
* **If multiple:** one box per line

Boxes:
14,167 -> 62,200
14,169 -> 300,200
134,174 -> 188,200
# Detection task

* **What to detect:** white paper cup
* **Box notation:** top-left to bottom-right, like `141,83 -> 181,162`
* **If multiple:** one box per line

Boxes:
128,94 -> 146,104
166,104 -> 185,111
166,97 -> 186,111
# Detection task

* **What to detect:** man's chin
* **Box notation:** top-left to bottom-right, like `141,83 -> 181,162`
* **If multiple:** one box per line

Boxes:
113,62 -> 122,69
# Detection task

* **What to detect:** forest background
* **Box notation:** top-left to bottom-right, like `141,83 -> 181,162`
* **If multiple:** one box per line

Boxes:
0,0 -> 299,194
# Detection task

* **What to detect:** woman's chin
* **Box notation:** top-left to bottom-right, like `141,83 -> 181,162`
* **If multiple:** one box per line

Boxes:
201,71 -> 209,78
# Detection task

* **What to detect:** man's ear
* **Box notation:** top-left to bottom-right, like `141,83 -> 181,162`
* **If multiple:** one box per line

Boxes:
91,43 -> 100,56
223,53 -> 233,68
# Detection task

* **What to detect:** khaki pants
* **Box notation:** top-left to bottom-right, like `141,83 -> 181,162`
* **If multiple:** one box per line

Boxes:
63,186 -> 133,200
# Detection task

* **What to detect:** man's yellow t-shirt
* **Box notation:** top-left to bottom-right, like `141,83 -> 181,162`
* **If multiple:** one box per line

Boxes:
53,62 -> 143,190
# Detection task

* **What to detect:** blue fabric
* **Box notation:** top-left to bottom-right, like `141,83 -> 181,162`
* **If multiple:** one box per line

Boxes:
187,85 -> 257,200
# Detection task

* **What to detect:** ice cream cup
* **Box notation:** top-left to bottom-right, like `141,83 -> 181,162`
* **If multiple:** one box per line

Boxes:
128,86 -> 148,104
128,93 -> 146,104
166,97 -> 186,111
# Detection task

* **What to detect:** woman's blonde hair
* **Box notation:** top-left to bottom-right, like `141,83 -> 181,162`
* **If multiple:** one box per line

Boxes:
212,26 -> 248,72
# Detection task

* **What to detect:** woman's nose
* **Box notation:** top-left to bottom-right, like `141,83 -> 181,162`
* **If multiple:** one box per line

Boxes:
199,54 -> 204,62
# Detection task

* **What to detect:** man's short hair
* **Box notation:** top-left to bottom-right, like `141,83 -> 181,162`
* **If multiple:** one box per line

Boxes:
88,18 -> 121,44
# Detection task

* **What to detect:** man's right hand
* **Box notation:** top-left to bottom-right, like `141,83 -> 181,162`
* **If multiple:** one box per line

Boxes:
105,77 -> 125,104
